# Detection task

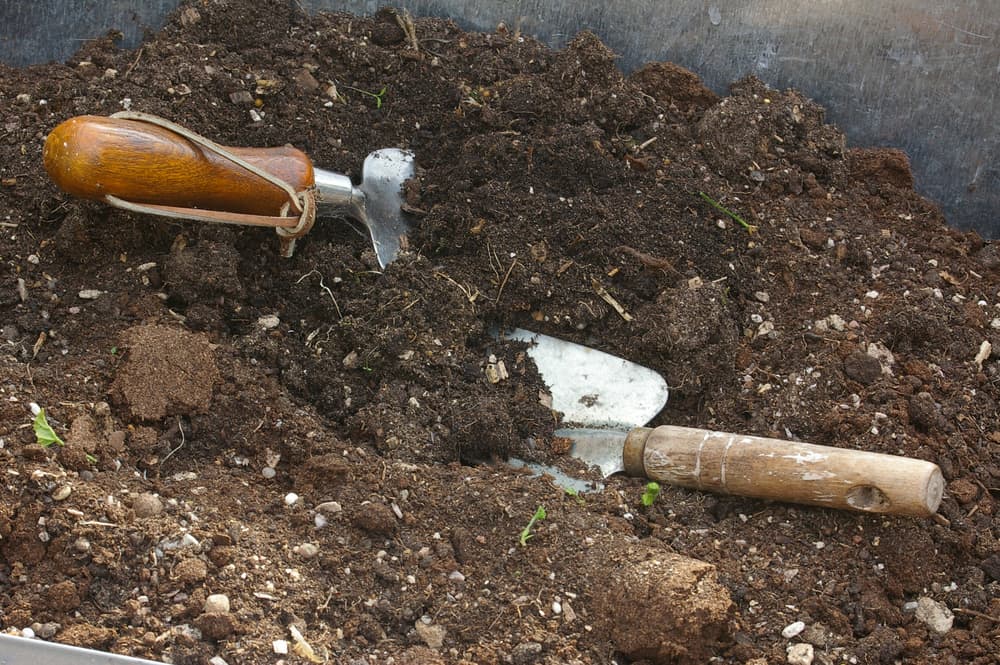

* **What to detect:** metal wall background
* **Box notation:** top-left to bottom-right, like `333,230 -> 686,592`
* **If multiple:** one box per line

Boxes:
2,1 -> 997,236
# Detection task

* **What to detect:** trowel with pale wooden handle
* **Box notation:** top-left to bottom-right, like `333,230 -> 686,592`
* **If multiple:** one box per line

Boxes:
508,328 -> 944,517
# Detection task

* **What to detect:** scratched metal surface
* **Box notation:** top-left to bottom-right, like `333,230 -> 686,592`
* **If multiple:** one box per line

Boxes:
1,1 -> 997,236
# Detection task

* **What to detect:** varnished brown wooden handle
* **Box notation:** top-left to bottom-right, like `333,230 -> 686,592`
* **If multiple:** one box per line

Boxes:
43,115 -> 315,216
624,425 -> 944,517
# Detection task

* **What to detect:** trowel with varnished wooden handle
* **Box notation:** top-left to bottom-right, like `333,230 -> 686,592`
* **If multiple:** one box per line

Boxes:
508,328 -> 944,517
43,112 -> 414,264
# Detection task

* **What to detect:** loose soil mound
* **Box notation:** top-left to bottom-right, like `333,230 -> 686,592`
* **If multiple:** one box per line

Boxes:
1,2 -> 997,664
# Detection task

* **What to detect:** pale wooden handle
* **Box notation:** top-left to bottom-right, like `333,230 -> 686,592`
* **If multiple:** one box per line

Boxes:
624,425 -> 944,517
43,115 -> 315,216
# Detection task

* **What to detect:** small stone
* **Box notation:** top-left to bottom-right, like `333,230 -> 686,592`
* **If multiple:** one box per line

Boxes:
782,620 -> 806,639
316,501 -> 342,514
195,612 -> 236,641
284,492 -> 299,506
261,467 -> 276,479
273,639 -> 289,654
204,594 -> 230,614
173,557 -> 208,585
414,618 -> 446,649
132,492 -> 164,518
448,570 -> 465,582
52,485 -> 72,501
78,289 -> 104,299
823,314 -> 847,332
294,69 -> 320,93
511,641 -> 543,664
914,596 -> 953,634
756,321 -> 775,337
179,6 -> 201,26
257,314 -> 280,329
72,537 -> 91,554
786,642 -> 814,665
754,291 -> 770,303
35,622 -> 60,638
295,542 -> 320,559
229,90 -> 255,105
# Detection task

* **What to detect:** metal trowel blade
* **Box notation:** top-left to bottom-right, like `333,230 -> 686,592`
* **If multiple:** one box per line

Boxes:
504,328 -> 669,429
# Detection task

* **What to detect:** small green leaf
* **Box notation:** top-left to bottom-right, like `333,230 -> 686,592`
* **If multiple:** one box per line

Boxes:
33,409 -> 65,447
641,481 -> 661,507
519,505 -> 547,547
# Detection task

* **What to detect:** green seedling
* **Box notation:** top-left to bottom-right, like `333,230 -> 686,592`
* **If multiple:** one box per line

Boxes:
565,487 -> 585,505
698,191 -> 758,233
33,408 -> 65,447
519,505 -> 547,547
344,84 -> 387,109
640,481 -> 661,507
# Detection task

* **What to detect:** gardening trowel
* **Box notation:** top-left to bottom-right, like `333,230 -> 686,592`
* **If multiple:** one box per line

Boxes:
508,329 -> 944,518
43,112 -> 414,265
0,633 -> 166,665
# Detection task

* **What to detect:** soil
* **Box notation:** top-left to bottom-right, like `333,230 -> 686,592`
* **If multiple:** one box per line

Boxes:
1,2 -> 998,664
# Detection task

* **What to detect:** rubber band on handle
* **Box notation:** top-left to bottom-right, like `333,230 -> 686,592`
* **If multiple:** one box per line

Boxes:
105,111 -> 316,256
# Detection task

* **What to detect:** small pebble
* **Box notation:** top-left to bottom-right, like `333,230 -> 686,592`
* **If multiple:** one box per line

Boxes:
132,493 -> 164,518
204,594 -> 230,614
914,596 -> 953,634
78,289 -> 103,299
511,641 -> 543,664
52,485 -> 72,501
314,513 -> 328,529
273,640 -> 289,654
257,314 -> 280,329
34,622 -> 59,638
20,627 -> 35,638
284,492 -> 299,506
316,501 -> 342,514
782,620 -> 806,638
448,570 -> 465,582
295,543 -> 320,559
261,467 -> 276,479
786,642 -> 814,665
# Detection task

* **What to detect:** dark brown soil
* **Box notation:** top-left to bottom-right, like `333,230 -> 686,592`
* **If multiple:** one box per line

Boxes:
1,2 -> 998,664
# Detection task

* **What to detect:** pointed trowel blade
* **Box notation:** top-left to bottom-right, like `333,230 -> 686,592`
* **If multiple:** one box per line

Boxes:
504,328 -> 668,429
554,427 -> 630,477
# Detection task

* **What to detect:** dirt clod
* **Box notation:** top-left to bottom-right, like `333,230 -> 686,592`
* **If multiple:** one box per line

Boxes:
113,324 -> 219,420
173,557 -> 209,586
351,502 -> 398,536
46,580 -> 81,613
590,542 -> 734,664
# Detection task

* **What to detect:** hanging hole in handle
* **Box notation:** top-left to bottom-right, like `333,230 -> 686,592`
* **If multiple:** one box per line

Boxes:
846,485 -> 891,512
